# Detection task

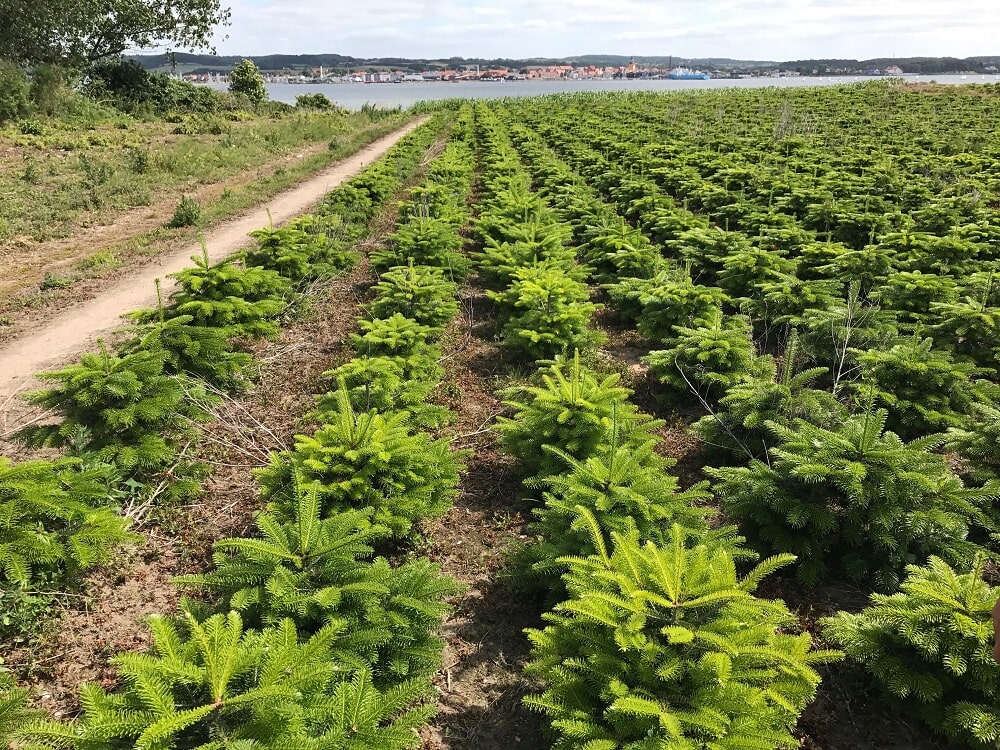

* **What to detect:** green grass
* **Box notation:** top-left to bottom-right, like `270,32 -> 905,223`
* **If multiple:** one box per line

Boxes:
0,110 -> 407,243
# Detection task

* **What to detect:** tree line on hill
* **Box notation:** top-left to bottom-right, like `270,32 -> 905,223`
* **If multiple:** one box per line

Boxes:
132,52 -> 1000,76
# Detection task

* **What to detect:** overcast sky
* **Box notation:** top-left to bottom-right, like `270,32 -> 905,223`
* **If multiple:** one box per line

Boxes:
207,0 -> 1000,60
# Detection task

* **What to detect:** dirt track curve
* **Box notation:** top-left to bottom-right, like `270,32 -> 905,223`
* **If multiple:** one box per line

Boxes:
0,118 -> 427,418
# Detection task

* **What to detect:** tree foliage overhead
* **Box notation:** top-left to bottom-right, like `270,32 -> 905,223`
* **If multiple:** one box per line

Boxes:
0,0 -> 231,67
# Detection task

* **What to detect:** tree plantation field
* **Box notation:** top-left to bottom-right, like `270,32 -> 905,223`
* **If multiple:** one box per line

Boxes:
3,82 -> 1000,750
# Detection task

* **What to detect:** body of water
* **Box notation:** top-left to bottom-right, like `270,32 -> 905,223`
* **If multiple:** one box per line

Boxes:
208,75 -> 1000,109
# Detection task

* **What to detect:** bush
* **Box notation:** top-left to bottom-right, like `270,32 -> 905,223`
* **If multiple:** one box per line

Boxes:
692,336 -> 846,462
166,244 -> 291,339
350,313 -> 437,364
19,345 -> 202,474
708,410 -> 999,588
24,611 -> 434,750
168,194 -> 201,228
582,216 -> 663,283
0,61 -> 30,123
853,336 -> 987,440
372,217 -> 470,277
17,118 -> 43,136
178,480 -> 459,684
258,392 -> 464,537
369,262 -> 459,331
247,222 -> 357,281
824,557 -> 1000,747
295,92 -> 341,111
0,458 -> 133,587
229,58 -> 267,104
636,274 -> 730,344
496,353 -> 661,479
489,262 -> 601,361
524,440 -> 718,582
948,401 -> 1000,480
524,523 -> 837,749
28,64 -> 70,115
0,672 -> 42,748
645,309 -> 760,401
119,299 -> 252,387
316,355 -> 450,429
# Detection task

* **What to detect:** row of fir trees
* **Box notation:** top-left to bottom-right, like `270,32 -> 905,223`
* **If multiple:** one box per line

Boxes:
1,112 -> 467,749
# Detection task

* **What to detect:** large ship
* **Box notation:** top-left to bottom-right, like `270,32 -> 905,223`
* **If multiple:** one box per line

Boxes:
668,67 -> 711,80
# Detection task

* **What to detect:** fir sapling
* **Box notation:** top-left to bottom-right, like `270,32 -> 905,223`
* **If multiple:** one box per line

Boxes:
824,556 -> 1000,748
495,352 -> 661,480
524,520 -> 838,749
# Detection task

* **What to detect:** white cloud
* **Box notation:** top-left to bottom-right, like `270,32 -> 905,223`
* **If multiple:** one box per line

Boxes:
208,0 -> 1000,60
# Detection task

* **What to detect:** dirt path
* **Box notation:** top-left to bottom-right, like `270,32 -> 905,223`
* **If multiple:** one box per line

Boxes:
0,118 -> 427,417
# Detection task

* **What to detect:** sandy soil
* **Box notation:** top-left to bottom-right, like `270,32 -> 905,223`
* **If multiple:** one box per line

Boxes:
0,118 -> 427,424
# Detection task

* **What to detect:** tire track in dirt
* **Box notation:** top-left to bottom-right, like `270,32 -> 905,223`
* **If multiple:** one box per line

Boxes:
0,118 -> 428,418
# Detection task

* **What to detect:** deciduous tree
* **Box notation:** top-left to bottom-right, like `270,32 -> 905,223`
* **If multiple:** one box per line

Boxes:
0,0 -> 231,67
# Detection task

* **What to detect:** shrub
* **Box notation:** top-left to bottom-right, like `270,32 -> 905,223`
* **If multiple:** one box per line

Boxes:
708,410 -> 998,588
168,194 -> 201,228
39,271 -> 73,290
19,345 -> 200,473
801,282 -> 899,381
489,262 -> 601,361
0,673 -> 43,749
476,227 -> 580,287
524,440 -> 719,582
878,269 -> 960,324
932,296 -> 1000,369
177,481 -> 459,684
751,272 -> 841,330
0,61 -> 30,123
670,225 -> 753,282
645,309 -> 760,401
369,262 -> 459,331
948,401 -> 1000,480
398,184 -> 468,226
295,92 -> 339,111
692,337 -> 845,462
229,59 -> 268,104
167,244 -> 291,339
854,336 -> 986,440
247,222 -> 357,281
24,611 -> 433,750
496,353 -> 661,479
0,458 -> 133,587
119,304 -> 252,387
258,392 -> 464,537
581,216 -> 663,283
28,64 -> 70,116
316,355 -> 449,429
607,269 -> 729,342
349,313 -> 437,364
717,246 -> 794,302
824,557 -> 1000,748
372,217 -> 469,277
524,522 -> 837,749
17,118 -> 43,136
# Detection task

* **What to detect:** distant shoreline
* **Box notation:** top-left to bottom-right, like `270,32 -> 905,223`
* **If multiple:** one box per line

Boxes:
203,74 -> 1000,109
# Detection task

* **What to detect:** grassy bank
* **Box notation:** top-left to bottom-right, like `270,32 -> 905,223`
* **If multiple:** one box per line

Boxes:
0,108 -> 405,244
0,107 -> 410,328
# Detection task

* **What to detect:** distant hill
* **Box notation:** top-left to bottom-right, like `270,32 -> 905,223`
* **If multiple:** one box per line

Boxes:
131,52 -> 1000,76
